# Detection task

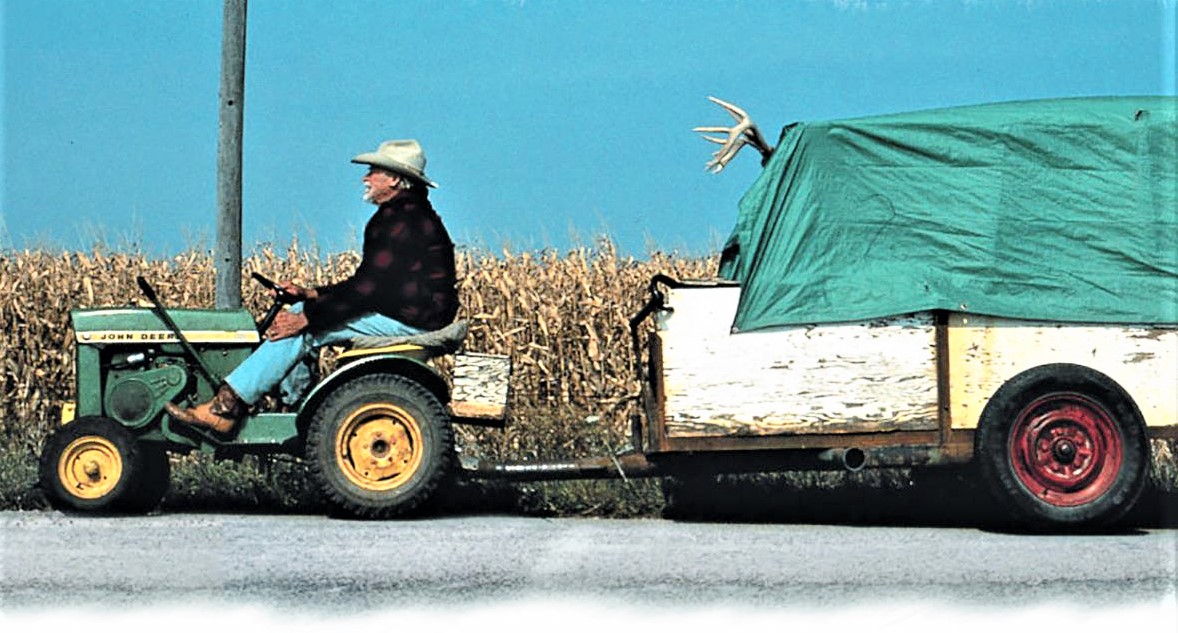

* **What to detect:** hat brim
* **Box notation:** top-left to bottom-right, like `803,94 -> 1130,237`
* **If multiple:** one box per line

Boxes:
352,154 -> 438,188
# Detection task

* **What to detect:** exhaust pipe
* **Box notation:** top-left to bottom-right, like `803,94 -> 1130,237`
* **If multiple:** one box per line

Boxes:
818,447 -> 867,472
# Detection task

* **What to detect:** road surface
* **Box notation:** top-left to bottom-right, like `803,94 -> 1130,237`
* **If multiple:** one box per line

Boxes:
1,512 -> 1174,629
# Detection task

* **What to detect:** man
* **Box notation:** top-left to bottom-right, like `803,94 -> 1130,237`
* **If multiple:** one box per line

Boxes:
166,139 -> 458,433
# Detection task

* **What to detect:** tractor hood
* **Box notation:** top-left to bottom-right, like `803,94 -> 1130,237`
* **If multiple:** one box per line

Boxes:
71,307 -> 261,345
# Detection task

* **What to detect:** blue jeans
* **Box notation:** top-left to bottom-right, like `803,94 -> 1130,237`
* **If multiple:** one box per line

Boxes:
225,302 -> 423,406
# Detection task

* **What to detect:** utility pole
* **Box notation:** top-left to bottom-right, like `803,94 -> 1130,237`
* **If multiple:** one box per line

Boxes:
215,0 -> 247,308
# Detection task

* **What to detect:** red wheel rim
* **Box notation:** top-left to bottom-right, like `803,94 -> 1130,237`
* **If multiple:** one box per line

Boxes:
1008,392 -> 1123,507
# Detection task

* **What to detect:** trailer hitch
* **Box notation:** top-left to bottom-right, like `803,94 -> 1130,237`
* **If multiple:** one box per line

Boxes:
460,450 -> 661,482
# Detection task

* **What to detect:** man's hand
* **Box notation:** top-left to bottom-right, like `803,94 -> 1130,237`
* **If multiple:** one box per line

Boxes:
266,310 -> 309,341
274,281 -> 319,301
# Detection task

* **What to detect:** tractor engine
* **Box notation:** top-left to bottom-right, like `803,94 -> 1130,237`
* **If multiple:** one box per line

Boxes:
67,307 -> 260,427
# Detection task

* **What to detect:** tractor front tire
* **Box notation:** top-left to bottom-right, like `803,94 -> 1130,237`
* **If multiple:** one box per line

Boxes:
976,364 -> 1149,531
306,374 -> 454,519
39,416 -> 164,514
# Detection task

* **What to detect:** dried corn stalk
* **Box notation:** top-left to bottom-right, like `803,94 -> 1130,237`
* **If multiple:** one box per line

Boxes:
1,242 -> 716,463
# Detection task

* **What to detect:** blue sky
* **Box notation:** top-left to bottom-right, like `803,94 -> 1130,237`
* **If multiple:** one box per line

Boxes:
2,0 -> 1176,257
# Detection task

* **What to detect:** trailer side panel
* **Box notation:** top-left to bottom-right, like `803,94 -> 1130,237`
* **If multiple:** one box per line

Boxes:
658,286 -> 939,438
947,314 -> 1178,431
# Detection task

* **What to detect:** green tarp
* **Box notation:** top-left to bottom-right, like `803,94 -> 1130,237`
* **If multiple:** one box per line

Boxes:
719,96 -> 1178,331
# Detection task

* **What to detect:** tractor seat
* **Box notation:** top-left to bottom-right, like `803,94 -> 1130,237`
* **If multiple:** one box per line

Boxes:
336,319 -> 469,362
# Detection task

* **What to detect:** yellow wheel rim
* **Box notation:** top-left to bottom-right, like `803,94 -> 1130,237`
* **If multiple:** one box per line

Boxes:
335,403 -> 424,492
57,436 -> 123,500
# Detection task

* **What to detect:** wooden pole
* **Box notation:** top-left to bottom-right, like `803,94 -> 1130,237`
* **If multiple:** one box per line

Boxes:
215,0 -> 247,309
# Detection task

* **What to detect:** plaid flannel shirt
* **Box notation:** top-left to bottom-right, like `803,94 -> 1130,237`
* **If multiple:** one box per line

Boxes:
303,191 -> 458,332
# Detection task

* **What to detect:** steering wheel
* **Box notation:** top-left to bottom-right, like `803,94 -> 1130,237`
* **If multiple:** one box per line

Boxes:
251,272 -> 301,335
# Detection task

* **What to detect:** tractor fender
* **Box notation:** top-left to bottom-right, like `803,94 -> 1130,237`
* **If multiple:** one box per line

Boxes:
296,355 -> 451,432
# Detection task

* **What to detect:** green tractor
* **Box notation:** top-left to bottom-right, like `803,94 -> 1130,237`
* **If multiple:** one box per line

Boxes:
39,273 -> 509,518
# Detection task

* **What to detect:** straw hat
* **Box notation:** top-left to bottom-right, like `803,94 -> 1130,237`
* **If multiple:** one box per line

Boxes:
351,139 -> 438,188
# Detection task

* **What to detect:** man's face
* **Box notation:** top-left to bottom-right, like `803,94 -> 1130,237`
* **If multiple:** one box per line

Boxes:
362,167 -> 402,204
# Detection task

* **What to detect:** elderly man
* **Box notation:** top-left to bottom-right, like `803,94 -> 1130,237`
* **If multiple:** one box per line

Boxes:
166,139 -> 458,433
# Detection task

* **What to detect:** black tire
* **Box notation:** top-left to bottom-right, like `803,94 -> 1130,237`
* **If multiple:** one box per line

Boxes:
39,416 -> 162,514
975,364 -> 1149,530
305,374 -> 454,519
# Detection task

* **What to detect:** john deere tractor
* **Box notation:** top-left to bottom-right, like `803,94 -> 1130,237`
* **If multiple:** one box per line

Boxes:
39,273 -> 509,517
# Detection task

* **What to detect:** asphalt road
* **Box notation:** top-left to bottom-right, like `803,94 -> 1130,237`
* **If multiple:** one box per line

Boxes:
1,512 -> 1175,629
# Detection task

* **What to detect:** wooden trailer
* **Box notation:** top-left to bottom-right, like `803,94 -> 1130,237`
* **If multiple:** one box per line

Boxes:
630,96 -> 1178,529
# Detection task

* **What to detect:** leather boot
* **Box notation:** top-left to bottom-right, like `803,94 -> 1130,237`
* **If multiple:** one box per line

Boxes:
165,384 -> 247,434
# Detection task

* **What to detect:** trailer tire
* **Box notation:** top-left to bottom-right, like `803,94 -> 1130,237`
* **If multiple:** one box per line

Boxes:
306,374 -> 453,519
39,416 -> 157,514
976,364 -> 1148,530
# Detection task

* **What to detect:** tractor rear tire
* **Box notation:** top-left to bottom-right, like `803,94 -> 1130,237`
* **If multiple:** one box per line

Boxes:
976,364 -> 1149,531
306,374 -> 454,519
39,416 -> 162,514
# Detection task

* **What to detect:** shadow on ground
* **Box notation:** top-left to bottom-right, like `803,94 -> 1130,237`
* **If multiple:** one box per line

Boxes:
653,468 -> 1178,531
13,453 -> 1175,531
154,465 -> 1178,530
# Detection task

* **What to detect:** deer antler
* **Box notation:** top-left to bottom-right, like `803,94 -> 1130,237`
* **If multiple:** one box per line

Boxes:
693,96 -> 774,173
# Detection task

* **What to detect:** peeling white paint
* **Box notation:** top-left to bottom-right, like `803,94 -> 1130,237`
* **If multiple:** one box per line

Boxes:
947,315 -> 1177,429
657,286 -> 938,438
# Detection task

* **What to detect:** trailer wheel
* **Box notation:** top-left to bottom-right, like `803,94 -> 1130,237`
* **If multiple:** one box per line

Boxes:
306,374 -> 453,519
39,416 -> 158,514
976,364 -> 1148,530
